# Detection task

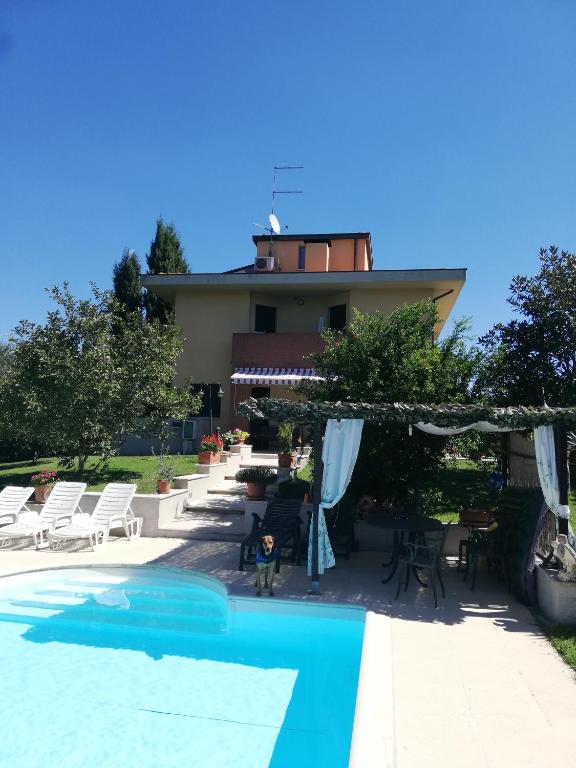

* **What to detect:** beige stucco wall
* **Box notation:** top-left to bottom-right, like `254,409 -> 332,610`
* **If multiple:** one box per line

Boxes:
250,291 -> 349,333
175,289 -> 251,431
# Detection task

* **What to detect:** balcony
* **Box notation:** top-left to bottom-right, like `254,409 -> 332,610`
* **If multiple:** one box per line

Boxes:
232,333 -> 325,368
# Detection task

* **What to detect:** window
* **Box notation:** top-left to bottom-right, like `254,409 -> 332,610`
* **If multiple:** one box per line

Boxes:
329,304 -> 347,331
255,304 -> 276,333
298,245 -> 306,270
191,383 -> 222,418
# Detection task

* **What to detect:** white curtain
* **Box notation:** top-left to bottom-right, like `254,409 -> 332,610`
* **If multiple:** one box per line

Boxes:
308,418 -> 364,576
534,425 -> 570,521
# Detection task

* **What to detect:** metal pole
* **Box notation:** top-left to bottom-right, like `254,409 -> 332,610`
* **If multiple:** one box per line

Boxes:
554,425 -> 569,536
311,422 -> 325,593
208,386 -> 213,434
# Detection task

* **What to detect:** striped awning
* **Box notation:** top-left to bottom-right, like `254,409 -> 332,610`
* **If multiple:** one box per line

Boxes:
231,367 -> 324,385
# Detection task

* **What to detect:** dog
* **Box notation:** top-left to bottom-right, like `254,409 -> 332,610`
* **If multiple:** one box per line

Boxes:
255,534 -> 278,597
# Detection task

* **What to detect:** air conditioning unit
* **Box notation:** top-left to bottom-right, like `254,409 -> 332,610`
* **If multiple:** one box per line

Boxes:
254,256 -> 275,272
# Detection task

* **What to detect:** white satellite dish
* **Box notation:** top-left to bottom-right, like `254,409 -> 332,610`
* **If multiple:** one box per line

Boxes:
269,213 -> 281,235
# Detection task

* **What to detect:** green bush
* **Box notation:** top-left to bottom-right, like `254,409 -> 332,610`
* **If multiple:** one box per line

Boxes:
235,466 -> 277,485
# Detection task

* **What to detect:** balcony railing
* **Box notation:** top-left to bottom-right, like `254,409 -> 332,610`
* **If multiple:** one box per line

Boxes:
232,333 -> 325,369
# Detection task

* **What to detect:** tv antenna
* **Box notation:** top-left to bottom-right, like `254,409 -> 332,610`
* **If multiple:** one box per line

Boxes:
253,165 -> 303,238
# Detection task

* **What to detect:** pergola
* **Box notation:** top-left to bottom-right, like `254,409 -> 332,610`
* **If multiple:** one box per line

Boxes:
239,397 -> 576,591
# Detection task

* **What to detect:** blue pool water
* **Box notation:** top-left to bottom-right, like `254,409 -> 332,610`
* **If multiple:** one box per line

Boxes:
0,567 -> 365,768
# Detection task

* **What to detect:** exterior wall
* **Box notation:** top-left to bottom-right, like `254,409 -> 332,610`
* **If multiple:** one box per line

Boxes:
255,237 -> 370,273
349,287 -> 432,316
175,289 -> 251,434
250,291 -> 349,333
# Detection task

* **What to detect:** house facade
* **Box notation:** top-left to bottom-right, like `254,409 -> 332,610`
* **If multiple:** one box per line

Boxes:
141,232 -> 466,451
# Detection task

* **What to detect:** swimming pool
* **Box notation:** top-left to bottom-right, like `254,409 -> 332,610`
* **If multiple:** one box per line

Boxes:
0,566 -> 365,768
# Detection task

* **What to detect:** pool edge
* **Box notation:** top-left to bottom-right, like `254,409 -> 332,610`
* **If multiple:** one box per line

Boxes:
349,610 -> 396,768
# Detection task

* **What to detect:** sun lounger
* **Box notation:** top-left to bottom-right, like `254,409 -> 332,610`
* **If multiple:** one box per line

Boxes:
0,486 -> 35,527
48,483 -> 141,550
239,497 -> 302,572
0,481 -> 86,548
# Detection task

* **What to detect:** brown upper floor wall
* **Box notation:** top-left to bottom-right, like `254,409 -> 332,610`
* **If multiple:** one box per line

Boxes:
253,233 -> 371,273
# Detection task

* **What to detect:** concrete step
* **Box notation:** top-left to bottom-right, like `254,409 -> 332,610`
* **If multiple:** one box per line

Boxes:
207,480 -> 247,496
158,509 -> 245,542
186,494 -> 244,515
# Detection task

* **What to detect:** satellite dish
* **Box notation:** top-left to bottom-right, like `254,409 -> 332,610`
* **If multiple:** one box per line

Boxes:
269,213 -> 281,235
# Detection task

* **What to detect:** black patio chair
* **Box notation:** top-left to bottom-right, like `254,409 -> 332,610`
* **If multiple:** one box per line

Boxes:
465,520 -> 514,591
297,494 -> 357,565
238,497 -> 302,572
394,523 -> 450,608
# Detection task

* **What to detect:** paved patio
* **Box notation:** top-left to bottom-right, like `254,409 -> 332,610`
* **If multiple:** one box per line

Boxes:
1,538 -> 575,768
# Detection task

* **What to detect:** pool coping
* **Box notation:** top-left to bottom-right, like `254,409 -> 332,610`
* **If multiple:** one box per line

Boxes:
0,562 -> 395,768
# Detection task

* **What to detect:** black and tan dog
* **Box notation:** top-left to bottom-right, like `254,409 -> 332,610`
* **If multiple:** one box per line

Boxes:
255,534 -> 278,597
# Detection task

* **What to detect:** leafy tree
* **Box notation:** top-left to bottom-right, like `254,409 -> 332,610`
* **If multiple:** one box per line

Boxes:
144,218 -> 189,324
476,246 -> 576,407
300,301 -> 482,509
1,284 -> 201,472
113,248 -> 142,315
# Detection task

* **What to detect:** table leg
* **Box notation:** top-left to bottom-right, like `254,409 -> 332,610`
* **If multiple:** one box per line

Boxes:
382,530 -> 401,584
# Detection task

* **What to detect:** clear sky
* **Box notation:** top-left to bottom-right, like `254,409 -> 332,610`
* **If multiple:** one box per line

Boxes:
2,0 -> 575,341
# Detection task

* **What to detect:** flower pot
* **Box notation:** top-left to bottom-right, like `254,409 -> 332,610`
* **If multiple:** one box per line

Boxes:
156,479 -> 171,494
246,482 -> 267,501
236,437 -> 246,444
198,451 -> 220,465
34,485 -> 53,504
277,453 -> 292,468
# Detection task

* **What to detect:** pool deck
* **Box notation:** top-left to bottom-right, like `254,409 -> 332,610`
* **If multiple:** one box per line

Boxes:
1,537 -> 576,768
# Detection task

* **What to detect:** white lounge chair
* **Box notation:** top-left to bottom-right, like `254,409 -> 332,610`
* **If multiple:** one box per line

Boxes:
0,481 -> 86,549
48,482 -> 141,550
0,486 -> 35,527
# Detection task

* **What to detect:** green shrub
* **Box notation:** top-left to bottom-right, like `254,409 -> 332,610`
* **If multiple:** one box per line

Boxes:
235,466 -> 277,485
277,422 -> 294,454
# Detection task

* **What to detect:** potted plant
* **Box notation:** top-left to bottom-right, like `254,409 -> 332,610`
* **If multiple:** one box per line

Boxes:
198,433 -> 223,464
153,448 -> 176,493
277,422 -> 294,468
31,470 -> 58,503
235,466 -> 277,500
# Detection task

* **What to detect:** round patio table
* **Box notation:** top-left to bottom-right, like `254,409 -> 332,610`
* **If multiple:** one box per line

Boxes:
363,513 -> 444,584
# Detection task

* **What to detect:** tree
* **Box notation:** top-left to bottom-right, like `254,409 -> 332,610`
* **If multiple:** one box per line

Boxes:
144,218 -> 189,324
112,248 -> 142,315
1,284 -> 201,472
300,301 -> 482,509
476,246 -> 576,407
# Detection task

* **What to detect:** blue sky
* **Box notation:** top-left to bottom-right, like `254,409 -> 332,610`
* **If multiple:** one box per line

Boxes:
2,0 -> 575,341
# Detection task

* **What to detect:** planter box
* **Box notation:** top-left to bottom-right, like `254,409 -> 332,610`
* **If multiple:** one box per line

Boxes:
75,490 -> 188,538
198,451 -> 220,465
230,444 -> 252,460
537,565 -> 576,625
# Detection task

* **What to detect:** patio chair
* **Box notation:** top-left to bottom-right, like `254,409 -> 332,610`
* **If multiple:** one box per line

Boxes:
239,497 -> 302,572
0,486 -> 34,527
394,523 -> 450,608
0,481 -> 87,549
48,483 -> 140,551
297,493 -> 357,565
465,520 -> 514,591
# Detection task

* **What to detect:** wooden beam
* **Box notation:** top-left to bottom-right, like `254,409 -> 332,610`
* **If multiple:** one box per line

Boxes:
311,423 -> 325,593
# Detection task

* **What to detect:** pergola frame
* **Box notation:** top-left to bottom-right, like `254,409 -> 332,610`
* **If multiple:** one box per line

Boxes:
238,397 -> 575,591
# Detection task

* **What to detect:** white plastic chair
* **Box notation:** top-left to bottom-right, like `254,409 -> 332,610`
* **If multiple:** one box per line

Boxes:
0,481 -> 86,548
0,486 -> 35,526
48,483 -> 141,551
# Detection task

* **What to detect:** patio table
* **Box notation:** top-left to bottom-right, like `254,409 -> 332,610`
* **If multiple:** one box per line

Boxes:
363,513 -> 444,584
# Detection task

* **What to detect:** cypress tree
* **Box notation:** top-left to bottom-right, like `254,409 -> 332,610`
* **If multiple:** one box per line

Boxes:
112,248 -> 142,315
145,218 -> 189,323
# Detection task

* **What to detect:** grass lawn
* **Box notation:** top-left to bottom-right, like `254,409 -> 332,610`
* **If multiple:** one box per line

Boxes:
539,624 -> 576,672
0,455 -> 198,495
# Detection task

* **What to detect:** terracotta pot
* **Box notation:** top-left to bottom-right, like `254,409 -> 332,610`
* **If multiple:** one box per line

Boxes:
156,479 -> 171,494
34,485 -> 53,504
219,452 -> 228,463
236,437 -> 246,444
277,453 -> 292,468
198,451 -> 220,465
246,482 -> 267,501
